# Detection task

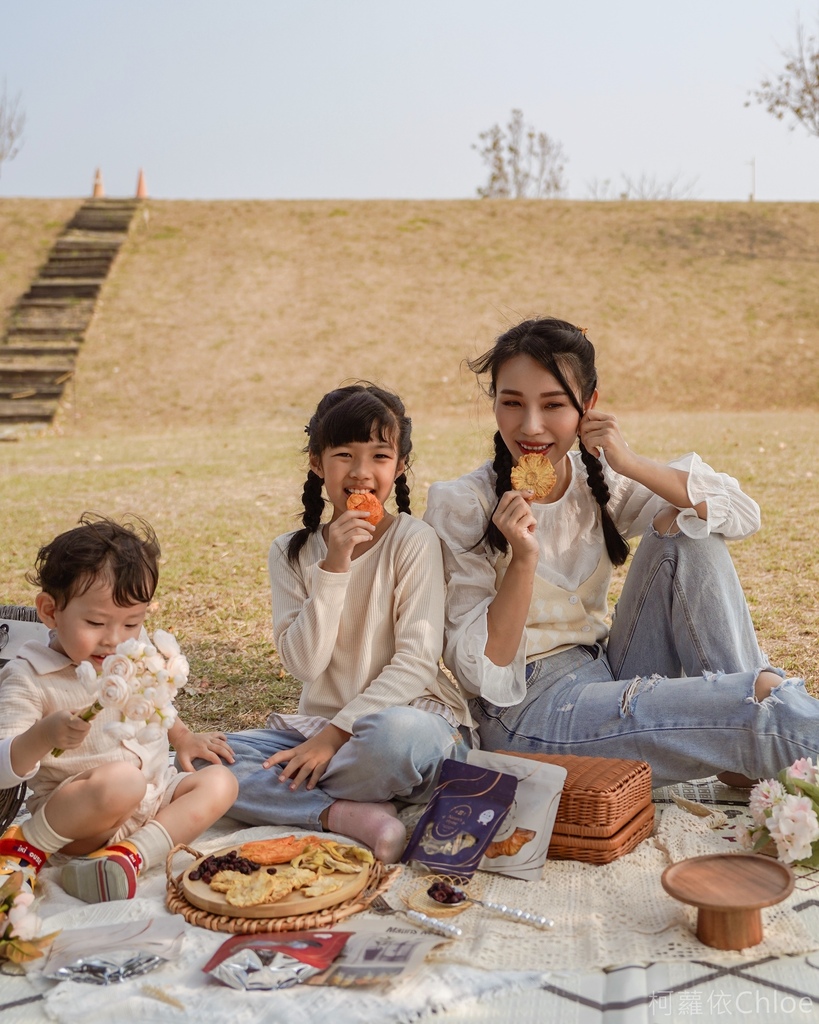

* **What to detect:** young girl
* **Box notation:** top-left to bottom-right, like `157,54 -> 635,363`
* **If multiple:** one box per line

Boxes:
0,514 -> 238,901
423,317 -> 818,787
221,384 -> 472,863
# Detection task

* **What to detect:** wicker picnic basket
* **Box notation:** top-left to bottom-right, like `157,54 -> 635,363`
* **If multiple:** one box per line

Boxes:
165,843 -> 400,934
498,752 -> 655,864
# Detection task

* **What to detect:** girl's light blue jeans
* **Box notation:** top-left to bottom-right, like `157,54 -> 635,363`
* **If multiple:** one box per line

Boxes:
215,706 -> 468,829
473,527 -> 816,787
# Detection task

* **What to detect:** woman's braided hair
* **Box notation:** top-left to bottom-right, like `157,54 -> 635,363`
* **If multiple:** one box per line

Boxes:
286,383 -> 413,563
469,318 -> 630,566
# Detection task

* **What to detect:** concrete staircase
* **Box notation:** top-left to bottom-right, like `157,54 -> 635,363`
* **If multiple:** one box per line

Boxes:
0,198 -> 141,430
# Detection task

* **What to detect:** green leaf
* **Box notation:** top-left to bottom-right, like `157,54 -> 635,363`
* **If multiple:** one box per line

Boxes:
797,843 -> 819,869
790,778 -> 819,806
778,768 -> 799,795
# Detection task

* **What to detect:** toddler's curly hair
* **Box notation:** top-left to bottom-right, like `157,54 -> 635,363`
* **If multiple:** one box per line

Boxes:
28,512 -> 160,609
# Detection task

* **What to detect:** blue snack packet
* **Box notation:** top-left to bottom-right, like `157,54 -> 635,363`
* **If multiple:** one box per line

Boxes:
401,759 -> 518,877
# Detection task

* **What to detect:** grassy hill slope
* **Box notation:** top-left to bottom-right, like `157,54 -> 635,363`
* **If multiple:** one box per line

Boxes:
1,198 -> 816,727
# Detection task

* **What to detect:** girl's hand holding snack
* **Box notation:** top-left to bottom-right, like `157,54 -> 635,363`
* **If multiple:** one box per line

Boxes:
321,509 -> 376,574
263,724 -> 350,791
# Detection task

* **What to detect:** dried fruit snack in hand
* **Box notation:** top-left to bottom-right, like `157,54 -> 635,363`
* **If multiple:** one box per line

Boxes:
510,453 -> 557,500
346,492 -> 384,524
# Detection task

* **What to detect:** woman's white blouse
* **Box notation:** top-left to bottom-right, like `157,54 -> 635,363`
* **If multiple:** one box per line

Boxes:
423,451 -> 760,706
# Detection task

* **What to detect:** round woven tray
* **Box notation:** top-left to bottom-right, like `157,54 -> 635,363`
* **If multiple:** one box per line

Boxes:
165,843 -> 400,934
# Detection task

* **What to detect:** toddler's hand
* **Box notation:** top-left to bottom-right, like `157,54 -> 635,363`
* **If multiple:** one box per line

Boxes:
43,709 -> 91,751
173,730 -> 235,772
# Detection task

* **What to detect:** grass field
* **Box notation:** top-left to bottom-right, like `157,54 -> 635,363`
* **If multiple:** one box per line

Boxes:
1,198 -> 817,729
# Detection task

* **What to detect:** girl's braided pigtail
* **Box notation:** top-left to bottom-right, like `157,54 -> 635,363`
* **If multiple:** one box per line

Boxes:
394,473 -> 412,515
287,470 -> 326,563
578,442 -> 630,566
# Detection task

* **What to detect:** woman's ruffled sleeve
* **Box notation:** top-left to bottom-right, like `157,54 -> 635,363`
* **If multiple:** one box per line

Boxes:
423,476 -> 528,707
608,452 -> 761,541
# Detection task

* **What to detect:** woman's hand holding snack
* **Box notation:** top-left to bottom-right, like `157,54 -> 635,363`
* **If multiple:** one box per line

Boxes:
492,490 -> 539,565
263,724 -> 350,791
172,724 -> 235,771
321,510 -> 376,573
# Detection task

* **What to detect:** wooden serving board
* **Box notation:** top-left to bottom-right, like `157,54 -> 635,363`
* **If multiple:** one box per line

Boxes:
181,844 -> 370,919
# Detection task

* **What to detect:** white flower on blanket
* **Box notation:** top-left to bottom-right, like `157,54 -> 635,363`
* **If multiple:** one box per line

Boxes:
746,757 -> 819,866
51,630 -> 190,755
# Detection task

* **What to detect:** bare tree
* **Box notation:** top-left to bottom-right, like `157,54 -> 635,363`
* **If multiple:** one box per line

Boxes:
0,79 -> 26,179
747,16 -> 819,139
473,108 -> 567,198
586,173 -> 697,201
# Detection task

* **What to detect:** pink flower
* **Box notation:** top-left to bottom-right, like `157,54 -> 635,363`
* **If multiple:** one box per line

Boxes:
104,721 -> 138,742
74,660 -> 98,693
153,629 -> 181,658
124,694 -> 154,722
98,675 -> 132,710
100,653 -> 136,681
789,758 -> 819,784
768,794 -> 819,864
8,897 -> 42,940
748,779 -> 785,825
166,654 -> 189,687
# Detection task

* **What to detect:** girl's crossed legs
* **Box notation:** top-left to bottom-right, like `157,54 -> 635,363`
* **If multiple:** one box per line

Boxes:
221,706 -> 468,861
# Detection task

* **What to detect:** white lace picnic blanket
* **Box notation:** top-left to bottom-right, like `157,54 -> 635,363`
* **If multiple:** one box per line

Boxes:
6,803 -> 819,1024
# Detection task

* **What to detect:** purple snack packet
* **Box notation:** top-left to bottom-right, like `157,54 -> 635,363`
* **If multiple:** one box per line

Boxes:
401,759 -> 518,877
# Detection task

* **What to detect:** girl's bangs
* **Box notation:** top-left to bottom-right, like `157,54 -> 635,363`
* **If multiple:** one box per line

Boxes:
320,395 -> 397,449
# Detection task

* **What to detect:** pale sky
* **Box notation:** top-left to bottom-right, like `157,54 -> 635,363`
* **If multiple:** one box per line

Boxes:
1,0 -> 817,202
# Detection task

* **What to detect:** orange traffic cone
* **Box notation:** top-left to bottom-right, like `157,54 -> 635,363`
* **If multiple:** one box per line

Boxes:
92,168 -> 104,197
135,168 -> 147,198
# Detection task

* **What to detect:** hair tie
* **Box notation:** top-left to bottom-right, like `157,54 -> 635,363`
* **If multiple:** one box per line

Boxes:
577,325 -> 589,337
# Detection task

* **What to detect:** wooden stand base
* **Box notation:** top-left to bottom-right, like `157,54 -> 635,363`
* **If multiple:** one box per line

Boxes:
662,853 -> 794,951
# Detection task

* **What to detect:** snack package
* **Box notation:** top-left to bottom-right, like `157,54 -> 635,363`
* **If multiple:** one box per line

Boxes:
202,931 -> 351,990
468,749 -> 567,880
40,919 -> 186,985
311,919 -> 446,987
401,759 -> 518,878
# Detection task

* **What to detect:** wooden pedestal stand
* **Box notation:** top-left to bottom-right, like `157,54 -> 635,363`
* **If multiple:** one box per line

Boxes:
661,853 -> 794,950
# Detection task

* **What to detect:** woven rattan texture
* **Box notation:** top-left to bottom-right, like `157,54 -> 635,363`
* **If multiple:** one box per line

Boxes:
165,843 -> 399,933
499,751 -> 653,836
548,802 -> 656,863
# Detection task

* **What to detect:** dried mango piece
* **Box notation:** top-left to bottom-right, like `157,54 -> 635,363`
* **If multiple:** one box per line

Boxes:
510,453 -> 557,500
239,834 -> 321,865
346,492 -> 384,525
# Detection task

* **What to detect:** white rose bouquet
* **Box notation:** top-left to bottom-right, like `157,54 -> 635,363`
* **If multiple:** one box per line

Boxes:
52,629 -> 190,756
744,757 -> 819,866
